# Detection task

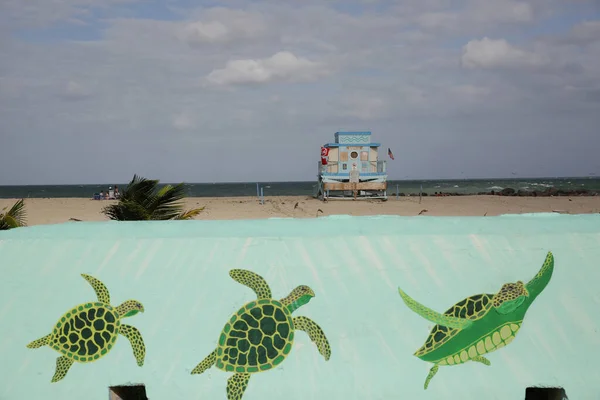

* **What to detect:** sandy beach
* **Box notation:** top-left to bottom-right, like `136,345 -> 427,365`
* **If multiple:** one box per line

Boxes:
1,195 -> 599,226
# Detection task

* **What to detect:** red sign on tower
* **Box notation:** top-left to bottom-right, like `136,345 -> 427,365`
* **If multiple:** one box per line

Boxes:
321,147 -> 329,165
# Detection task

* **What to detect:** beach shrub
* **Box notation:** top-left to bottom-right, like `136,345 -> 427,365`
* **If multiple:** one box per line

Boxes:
0,199 -> 27,230
101,175 -> 204,221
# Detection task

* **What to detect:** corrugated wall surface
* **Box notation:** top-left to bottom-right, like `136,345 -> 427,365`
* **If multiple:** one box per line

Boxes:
0,214 -> 598,399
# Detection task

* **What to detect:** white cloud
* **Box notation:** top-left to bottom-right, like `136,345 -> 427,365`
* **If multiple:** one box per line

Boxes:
461,37 -> 549,69
177,8 -> 267,45
205,51 -> 330,86
180,21 -> 229,43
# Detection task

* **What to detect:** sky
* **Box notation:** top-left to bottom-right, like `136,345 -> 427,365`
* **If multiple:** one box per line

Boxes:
1,0 -> 600,184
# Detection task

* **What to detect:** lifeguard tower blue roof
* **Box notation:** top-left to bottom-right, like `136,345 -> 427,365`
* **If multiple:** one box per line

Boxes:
323,131 -> 380,147
334,131 -> 372,135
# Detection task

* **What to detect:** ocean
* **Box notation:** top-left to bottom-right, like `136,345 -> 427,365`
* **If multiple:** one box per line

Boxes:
0,177 -> 598,199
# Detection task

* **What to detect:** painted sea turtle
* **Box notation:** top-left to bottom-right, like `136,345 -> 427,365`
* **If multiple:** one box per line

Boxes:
191,269 -> 331,400
398,251 -> 554,390
26,274 -> 146,382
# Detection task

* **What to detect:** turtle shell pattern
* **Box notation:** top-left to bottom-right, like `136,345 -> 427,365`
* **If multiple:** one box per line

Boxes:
216,299 -> 294,373
49,302 -> 120,363
416,294 -> 493,357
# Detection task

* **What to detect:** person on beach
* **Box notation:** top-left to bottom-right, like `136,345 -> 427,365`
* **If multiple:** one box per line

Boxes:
114,185 -> 120,199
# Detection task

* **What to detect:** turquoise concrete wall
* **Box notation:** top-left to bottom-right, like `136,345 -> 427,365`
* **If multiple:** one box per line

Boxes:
0,214 -> 598,399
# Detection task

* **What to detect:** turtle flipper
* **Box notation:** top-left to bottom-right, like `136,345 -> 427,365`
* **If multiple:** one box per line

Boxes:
293,316 -> 331,361
26,333 -> 51,349
81,274 -> 111,303
229,269 -> 272,300
191,349 -> 216,375
472,355 -> 491,366
51,356 -> 74,383
119,324 -> 146,366
226,373 -> 251,400
424,365 -> 439,390
398,288 -> 472,330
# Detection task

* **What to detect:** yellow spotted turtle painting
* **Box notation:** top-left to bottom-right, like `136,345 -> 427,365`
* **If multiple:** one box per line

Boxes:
398,251 -> 554,390
191,269 -> 331,400
26,274 -> 146,382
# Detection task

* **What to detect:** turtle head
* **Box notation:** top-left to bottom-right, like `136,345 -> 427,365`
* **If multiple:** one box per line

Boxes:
492,252 -> 555,315
492,281 -> 529,315
116,300 -> 145,318
281,285 -> 315,313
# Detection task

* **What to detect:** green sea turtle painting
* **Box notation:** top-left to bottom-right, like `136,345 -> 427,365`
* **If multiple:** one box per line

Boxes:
191,269 -> 331,400
26,274 -> 146,383
398,251 -> 554,390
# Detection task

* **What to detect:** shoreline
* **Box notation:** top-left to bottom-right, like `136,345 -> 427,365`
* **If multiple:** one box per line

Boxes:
416,187 -> 599,197
1,187 -> 597,201
2,187 -> 598,200
1,179 -> 599,200
1,195 -> 599,226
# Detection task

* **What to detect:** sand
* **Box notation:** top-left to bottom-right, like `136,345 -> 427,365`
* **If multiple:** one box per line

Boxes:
1,195 -> 599,226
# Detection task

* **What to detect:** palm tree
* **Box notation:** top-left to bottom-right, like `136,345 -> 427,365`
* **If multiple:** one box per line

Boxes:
101,175 -> 204,221
0,199 -> 27,230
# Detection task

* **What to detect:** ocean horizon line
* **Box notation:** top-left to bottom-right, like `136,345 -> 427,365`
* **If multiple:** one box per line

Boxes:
1,176 -> 599,199
1,174 -> 598,187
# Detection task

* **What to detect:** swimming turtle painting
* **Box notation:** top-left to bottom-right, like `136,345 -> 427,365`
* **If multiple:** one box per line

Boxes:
191,269 -> 331,400
398,251 -> 554,390
26,274 -> 146,382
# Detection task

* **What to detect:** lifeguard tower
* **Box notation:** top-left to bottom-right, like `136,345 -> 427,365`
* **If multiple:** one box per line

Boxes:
315,131 -> 387,200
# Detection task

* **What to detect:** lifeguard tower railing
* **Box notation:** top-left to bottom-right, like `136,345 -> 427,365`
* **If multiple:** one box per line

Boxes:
318,160 -> 387,178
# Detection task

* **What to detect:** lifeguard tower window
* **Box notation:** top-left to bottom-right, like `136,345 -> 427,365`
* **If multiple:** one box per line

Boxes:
350,151 -> 358,159
109,384 -> 148,400
525,386 -> 568,400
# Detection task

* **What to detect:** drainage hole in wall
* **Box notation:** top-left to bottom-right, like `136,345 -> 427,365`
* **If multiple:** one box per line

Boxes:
525,386 -> 568,400
109,384 -> 148,400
